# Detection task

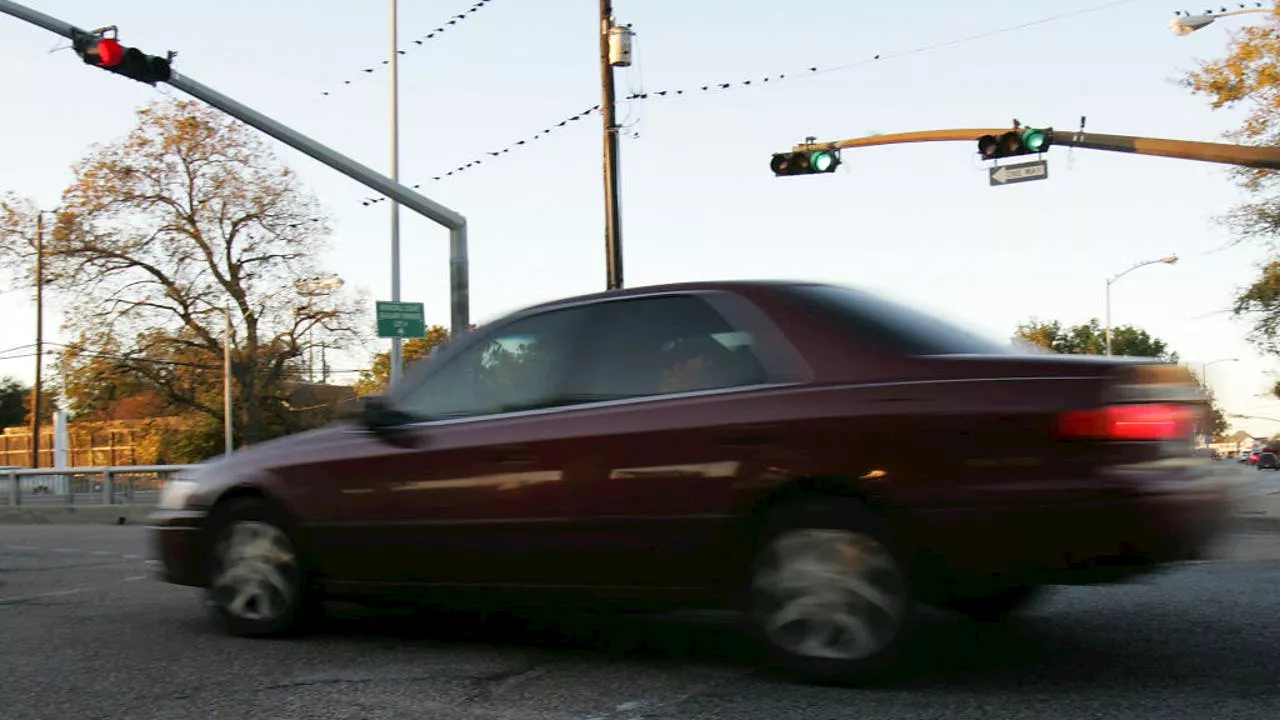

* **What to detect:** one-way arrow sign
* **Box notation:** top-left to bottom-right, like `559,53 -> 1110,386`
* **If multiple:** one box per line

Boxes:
989,159 -> 1048,186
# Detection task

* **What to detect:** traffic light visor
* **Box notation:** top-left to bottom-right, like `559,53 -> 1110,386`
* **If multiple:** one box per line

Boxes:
997,131 -> 1023,155
1022,128 -> 1049,152
977,135 -> 999,159
95,38 -> 125,67
810,151 -> 837,172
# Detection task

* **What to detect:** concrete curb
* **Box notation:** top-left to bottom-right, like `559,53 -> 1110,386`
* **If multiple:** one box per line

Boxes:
0,505 -> 156,525
1234,514 -> 1280,534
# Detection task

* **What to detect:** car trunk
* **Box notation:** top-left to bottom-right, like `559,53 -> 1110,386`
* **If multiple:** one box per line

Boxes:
876,353 -> 1210,505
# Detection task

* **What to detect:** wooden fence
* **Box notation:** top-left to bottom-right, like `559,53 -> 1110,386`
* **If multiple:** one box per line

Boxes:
0,420 -> 173,468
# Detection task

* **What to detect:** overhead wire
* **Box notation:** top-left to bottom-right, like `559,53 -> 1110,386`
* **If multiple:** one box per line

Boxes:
318,0 -> 498,98
364,0 -> 1146,199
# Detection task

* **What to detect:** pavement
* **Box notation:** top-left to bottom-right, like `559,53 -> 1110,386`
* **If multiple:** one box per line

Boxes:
1,524 -> 1279,720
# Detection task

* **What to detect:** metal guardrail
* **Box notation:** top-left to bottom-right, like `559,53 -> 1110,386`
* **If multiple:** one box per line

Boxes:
1,465 -> 196,507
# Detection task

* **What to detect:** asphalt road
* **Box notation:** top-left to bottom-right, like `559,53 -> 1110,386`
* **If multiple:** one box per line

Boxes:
1,526 -> 1278,720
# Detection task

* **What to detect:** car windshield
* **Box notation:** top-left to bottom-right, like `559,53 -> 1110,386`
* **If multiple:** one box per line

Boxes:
785,283 -> 1016,356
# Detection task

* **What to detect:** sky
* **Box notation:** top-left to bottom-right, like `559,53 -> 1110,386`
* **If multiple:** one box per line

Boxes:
2,0 -> 1280,437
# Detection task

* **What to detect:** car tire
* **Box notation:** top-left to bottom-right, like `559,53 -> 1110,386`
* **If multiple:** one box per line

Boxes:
204,497 -> 315,638
944,585 -> 1042,623
746,496 -> 913,685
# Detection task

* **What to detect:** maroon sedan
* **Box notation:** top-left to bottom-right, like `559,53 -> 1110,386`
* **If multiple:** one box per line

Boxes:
151,280 -> 1230,683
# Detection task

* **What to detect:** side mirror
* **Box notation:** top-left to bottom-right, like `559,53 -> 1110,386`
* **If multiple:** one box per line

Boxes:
356,396 -> 421,449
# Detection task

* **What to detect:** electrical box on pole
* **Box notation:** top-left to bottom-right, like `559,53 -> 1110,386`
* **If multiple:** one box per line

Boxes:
608,24 -> 633,67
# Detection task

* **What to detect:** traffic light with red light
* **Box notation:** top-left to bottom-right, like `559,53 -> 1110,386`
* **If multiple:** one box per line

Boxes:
71,30 -> 171,86
770,149 -> 841,176
977,127 -> 1052,160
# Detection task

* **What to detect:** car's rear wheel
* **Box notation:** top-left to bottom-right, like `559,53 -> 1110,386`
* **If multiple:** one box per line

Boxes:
747,497 -> 913,684
205,498 -> 312,637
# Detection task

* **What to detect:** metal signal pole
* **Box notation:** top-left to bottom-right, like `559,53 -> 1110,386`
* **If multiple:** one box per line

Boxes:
389,0 -> 404,387
0,0 -> 472,358
30,212 -> 44,469
793,127 -> 1280,171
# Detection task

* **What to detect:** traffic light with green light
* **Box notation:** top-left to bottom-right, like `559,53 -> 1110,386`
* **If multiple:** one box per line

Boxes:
977,127 -> 1052,160
770,149 -> 841,176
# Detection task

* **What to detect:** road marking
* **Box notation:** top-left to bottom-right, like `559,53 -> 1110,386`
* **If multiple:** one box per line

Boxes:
122,554 -> 140,560
52,548 -> 78,553
92,551 -> 111,556
122,575 -> 147,582
8,545 -> 39,550
0,587 -> 91,604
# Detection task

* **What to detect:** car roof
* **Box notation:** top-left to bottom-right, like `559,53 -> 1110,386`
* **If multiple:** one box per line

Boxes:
512,279 -> 815,315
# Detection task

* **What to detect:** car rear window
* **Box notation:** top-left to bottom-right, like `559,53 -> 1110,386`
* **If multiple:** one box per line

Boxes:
782,284 -> 1015,356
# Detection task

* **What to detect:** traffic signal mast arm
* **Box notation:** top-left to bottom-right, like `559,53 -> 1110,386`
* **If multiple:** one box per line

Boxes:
793,127 -> 1280,172
0,0 -> 472,337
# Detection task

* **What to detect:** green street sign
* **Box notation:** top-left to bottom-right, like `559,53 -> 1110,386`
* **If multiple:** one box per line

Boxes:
375,301 -> 426,339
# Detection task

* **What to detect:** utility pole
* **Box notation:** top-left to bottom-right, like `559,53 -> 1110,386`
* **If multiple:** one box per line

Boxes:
389,0 -> 404,387
29,212 -> 43,469
599,0 -> 623,290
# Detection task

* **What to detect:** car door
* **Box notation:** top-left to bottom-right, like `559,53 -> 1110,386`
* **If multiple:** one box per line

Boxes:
306,304 -> 596,588
550,291 -> 805,592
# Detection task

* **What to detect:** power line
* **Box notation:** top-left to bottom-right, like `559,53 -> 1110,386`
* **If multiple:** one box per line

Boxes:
319,0 -> 498,98
362,0 -> 1143,197
360,104 -> 601,205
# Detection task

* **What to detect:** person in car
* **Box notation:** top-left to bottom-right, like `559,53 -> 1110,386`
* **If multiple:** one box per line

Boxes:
659,335 -> 732,393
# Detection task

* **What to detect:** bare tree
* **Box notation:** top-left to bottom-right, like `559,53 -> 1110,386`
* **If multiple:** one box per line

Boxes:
1,98 -> 365,448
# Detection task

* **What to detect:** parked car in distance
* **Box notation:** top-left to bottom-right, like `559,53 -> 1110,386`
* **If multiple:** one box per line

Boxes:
1258,452 -> 1280,471
150,279 -> 1230,684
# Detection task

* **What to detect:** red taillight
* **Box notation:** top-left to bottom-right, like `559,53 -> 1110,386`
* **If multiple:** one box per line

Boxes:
1055,403 -> 1196,441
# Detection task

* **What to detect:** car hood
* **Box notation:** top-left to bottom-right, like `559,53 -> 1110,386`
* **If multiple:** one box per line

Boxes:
206,422 -> 361,475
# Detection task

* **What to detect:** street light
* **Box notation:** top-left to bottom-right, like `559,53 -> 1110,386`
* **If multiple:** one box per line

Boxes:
294,275 -> 344,383
1200,357 -> 1239,385
1105,254 -> 1178,356
1170,6 -> 1275,36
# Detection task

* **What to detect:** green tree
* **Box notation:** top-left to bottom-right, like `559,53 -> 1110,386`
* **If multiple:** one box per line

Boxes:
1204,391 -> 1230,440
1182,11 -> 1280,355
1013,318 -> 1231,436
1013,318 -> 1177,360
0,376 -> 28,429
355,325 -> 454,396
0,99 -> 364,452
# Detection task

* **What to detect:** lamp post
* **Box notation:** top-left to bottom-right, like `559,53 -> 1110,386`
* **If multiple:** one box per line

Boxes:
1170,6 -> 1276,36
1200,357 -> 1239,385
1105,254 -> 1178,356
30,211 -> 44,469
293,275 -> 344,383
389,0 -> 403,387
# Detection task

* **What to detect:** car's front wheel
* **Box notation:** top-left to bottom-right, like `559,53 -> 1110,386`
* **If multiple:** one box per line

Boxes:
205,498 -> 313,637
747,497 -> 913,684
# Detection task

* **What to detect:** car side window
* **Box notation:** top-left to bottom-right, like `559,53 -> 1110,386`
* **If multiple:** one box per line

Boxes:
569,294 -> 770,400
395,308 -> 584,420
